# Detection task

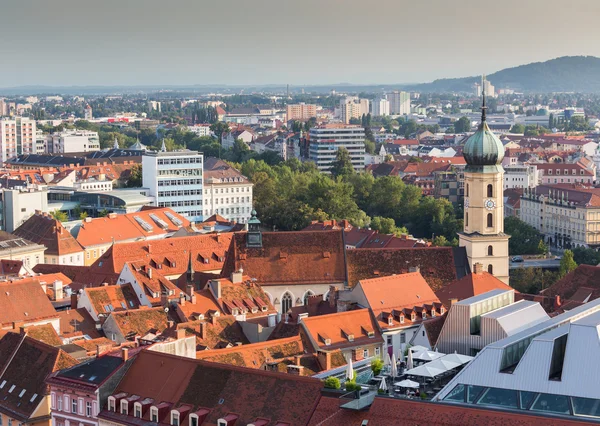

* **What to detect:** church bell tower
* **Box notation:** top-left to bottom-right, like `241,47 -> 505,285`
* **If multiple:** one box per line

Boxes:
459,79 -> 510,284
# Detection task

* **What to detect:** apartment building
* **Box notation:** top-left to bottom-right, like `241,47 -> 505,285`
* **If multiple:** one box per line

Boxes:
187,124 -> 212,137
286,103 -> 317,121
372,98 -> 390,116
520,184 -> 600,249
202,157 -> 253,224
504,165 -> 539,189
309,124 -> 366,172
142,149 -> 204,222
388,91 -> 410,115
340,97 -> 369,124
0,117 -> 37,161
536,163 -> 594,185
48,129 -> 100,153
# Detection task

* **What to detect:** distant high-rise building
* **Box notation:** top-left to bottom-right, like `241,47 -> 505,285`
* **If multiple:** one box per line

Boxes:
340,97 -> 369,124
0,117 -> 36,162
0,99 -> 7,117
286,103 -> 317,122
309,124 -> 365,172
372,98 -> 390,116
48,129 -> 100,154
388,91 -> 410,115
483,79 -> 495,97
84,104 -> 93,120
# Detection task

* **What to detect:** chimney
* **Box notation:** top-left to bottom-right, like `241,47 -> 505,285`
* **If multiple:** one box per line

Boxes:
180,294 -> 186,306
554,295 -> 562,309
473,263 -> 484,274
186,285 -> 194,297
200,322 -> 207,339
190,292 -> 197,305
328,285 -> 338,308
294,354 -> 302,366
71,293 -> 78,309
230,270 -> 243,284
210,314 -> 218,326
96,345 -> 101,358
408,266 -> 420,273
147,267 -> 152,279
449,298 -> 458,306
122,347 -> 129,361
53,280 -> 64,300
176,328 -> 186,340
19,326 -> 26,335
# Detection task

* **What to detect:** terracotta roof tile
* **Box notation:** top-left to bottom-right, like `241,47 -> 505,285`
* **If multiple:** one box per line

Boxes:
85,283 -> 141,317
177,316 -> 249,350
109,307 -> 169,340
58,307 -> 102,339
435,271 -> 515,306
23,323 -> 63,346
0,279 -> 59,328
13,213 -> 84,256
544,264 -> 600,302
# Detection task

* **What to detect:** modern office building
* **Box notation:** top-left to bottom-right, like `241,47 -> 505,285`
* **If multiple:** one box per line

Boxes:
388,91 -> 410,115
48,129 -> 100,153
372,98 -> 390,116
286,103 -> 317,122
142,149 -> 204,222
0,117 -> 37,161
309,124 -> 366,172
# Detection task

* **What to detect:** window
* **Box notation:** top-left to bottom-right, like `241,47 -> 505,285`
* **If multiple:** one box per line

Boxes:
58,396 -> 63,411
171,411 -> 180,426
375,347 -> 381,356
530,393 -> 570,415
400,333 -> 406,344
488,264 -> 493,274
281,292 -> 293,313
465,212 -> 468,227
121,399 -> 128,415
150,407 -> 158,422
363,349 -> 369,358
443,384 -> 465,402
487,184 -> 493,197
487,213 -> 493,227
487,245 -> 493,256
86,401 -> 92,417
476,387 -> 518,408
466,385 -> 485,403
190,415 -> 199,426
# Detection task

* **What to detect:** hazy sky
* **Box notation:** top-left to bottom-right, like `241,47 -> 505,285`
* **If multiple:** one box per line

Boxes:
3,0 -> 600,87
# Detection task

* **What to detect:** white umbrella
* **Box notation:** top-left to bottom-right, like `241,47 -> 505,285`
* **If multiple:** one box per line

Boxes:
384,351 -> 392,368
391,353 -> 398,378
346,354 -> 354,380
404,363 -> 445,378
379,377 -> 388,392
395,379 -> 420,389
407,347 -> 414,370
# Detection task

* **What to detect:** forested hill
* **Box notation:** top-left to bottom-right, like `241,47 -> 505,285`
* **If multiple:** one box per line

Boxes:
408,56 -> 600,93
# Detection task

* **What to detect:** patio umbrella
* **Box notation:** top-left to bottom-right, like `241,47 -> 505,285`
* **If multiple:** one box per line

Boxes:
391,353 -> 398,378
384,351 -> 392,368
346,354 -> 354,380
379,377 -> 388,392
395,379 -> 420,388
407,347 -> 414,370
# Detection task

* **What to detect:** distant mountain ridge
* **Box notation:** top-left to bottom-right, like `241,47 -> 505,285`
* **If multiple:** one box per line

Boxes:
407,56 -> 600,93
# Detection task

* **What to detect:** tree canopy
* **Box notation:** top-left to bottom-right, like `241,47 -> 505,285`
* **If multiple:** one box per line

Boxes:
504,216 -> 547,255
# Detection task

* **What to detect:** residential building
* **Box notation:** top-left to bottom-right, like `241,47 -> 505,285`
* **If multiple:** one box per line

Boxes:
460,98 -> 510,284
0,333 -> 78,426
372,97 -> 390,116
13,212 -> 85,265
116,263 -> 181,308
221,129 -> 254,149
536,163 -> 594,185
300,309 -> 385,362
102,307 -> 170,344
96,349 -> 323,426
142,149 -> 204,222
48,130 -> 100,154
186,124 -> 212,137
520,184 -> 600,249
202,157 -> 253,223
309,124 -> 366,172
0,117 -> 37,162
504,164 -> 539,189
0,278 -> 61,332
339,97 -> 369,124
434,297 -> 600,423
0,230 -> 46,268
433,168 -> 465,205
47,349 -> 133,426
388,91 -> 410,115
76,208 -> 190,265
432,289 -> 548,356
84,104 -> 93,120
286,103 -> 316,121
0,184 -> 49,232
77,284 -> 141,322
341,271 -> 445,357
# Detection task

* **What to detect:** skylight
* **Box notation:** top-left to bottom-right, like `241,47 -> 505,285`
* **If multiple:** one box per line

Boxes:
0,380 -> 6,388
134,216 -> 154,232
30,393 -> 37,402
149,214 -> 169,230
19,389 -> 25,398
165,211 -> 183,226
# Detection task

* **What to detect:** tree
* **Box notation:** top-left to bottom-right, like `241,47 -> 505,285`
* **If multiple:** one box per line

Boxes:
567,115 -> 590,132
50,210 -> 68,222
445,126 -> 455,134
559,250 -> 578,278
209,122 -> 229,140
79,211 -> 88,220
364,139 -> 376,155
126,164 -> 143,188
454,116 -> 471,133
510,268 -> 560,294
329,147 -> 354,178
323,377 -> 341,389
573,247 -> 600,266
371,358 -> 384,376
509,124 -> 525,134
504,217 -> 546,255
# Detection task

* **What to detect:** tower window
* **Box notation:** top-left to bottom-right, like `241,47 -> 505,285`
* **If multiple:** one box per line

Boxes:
487,213 -> 493,228
488,264 -> 493,274
487,245 -> 493,256
466,212 -> 468,227
487,184 -> 493,198
466,184 -> 469,197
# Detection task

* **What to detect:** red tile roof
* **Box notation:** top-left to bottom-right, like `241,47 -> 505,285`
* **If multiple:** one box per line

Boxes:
23,323 -> 63,346
222,231 -> 346,286
543,264 -> 600,302
13,213 -> 84,256
125,262 -> 181,306
109,306 -> 169,340
100,349 -> 322,426
58,307 -> 102,339
177,316 -> 249,350
76,208 -> 190,248
435,271 -> 514,306
210,275 -> 277,317
301,309 -> 383,351
84,283 -> 141,317
0,334 -> 78,422
0,278 -> 59,328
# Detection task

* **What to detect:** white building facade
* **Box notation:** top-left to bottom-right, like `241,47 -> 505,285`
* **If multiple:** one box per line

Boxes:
388,91 -> 410,115
504,165 -> 539,189
372,98 -> 390,116
142,150 -> 204,222
49,129 -> 100,153
0,117 -> 37,161
309,125 -> 366,172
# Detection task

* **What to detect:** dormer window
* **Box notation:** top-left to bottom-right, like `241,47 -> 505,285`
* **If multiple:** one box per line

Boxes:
121,400 -> 128,415
134,403 -> 142,418
189,414 -> 199,426
150,407 -> 159,422
388,317 -> 393,326
261,305 -> 267,312
231,308 -> 239,316
411,313 -> 416,321
422,312 -> 427,319
440,306 -> 445,314
431,309 -> 436,317
171,411 -> 180,426
108,397 -> 116,412
400,315 -> 405,324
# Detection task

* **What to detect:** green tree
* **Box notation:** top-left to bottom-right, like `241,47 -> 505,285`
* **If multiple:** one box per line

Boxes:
364,139 -> 376,154
572,247 -> 600,265
371,358 -> 384,376
445,126 -> 455,134
79,211 -> 88,220
454,116 -> 472,133
323,377 -> 341,389
567,115 -> 590,132
50,210 -> 68,222
209,122 -> 229,140
509,124 -> 525,133
559,250 -> 578,278
329,147 -> 354,178
510,268 -> 560,294
504,217 -> 546,255
126,164 -> 143,188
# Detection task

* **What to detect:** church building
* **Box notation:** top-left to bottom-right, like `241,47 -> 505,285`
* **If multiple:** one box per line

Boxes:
459,88 -> 510,284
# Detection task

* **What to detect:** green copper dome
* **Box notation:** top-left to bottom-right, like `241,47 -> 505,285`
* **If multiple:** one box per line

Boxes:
463,94 -> 505,172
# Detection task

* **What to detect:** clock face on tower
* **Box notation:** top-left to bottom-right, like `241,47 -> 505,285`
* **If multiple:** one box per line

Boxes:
485,199 -> 496,210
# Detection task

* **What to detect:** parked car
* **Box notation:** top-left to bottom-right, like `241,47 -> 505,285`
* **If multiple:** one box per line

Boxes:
511,256 -> 524,262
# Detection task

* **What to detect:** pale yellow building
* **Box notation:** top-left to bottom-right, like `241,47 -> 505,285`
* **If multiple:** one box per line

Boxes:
286,103 -> 316,122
